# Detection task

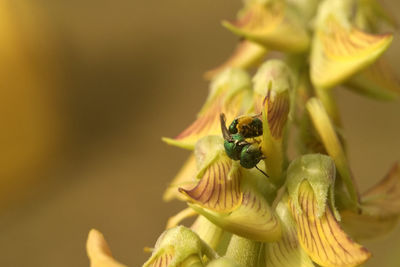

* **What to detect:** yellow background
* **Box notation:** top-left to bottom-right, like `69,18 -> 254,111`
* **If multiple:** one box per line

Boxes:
0,1 -> 399,266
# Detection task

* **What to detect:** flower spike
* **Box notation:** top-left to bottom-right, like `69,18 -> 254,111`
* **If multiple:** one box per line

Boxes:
163,68 -> 252,150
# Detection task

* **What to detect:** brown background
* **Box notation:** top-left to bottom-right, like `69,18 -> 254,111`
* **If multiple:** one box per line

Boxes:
0,1 -> 399,266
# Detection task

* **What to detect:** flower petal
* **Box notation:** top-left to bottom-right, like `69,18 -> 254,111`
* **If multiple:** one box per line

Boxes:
362,163 -> 400,215
86,229 -> 127,267
310,15 -> 393,89
222,2 -> 309,52
252,60 -> 292,184
264,201 -> 315,267
163,68 -> 252,150
189,182 -> 281,242
204,40 -> 267,80
340,210 -> 398,240
346,57 -> 400,100
290,181 -> 371,267
263,89 -> 290,140
179,154 -> 242,213
341,163 -> 400,240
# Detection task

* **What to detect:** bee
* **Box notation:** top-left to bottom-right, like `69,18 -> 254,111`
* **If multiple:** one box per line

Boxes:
220,114 -> 268,177
228,115 -> 263,138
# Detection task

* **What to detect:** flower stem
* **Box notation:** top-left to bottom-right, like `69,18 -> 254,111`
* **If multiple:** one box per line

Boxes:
225,235 -> 262,267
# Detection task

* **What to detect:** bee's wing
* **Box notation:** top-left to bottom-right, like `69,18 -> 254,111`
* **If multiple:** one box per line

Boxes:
220,113 -> 232,141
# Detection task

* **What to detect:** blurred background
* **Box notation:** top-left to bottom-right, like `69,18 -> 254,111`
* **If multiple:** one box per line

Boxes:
0,0 -> 399,266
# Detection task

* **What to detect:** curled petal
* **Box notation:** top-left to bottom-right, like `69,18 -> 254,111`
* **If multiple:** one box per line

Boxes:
362,163 -> 400,215
290,181 -> 371,267
189,185 -> 281,242
179,136 -> 281,241
310,16 -> 393,89
252,60 -> 292,184
346,57 -> 400,100
341,163 -> 400,240
222,2 -> 309,53
204,40 -> 267,80
163,68 -> 252,150
264,90 -> 290,140
163,154 -> 197,202
179,155 -> 242,213
340,210 -> 398,240
264,201 -> 315,267
86,229 -> 127,267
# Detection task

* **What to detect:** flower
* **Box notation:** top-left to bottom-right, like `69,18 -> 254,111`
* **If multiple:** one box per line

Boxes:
86,0 -> 400,266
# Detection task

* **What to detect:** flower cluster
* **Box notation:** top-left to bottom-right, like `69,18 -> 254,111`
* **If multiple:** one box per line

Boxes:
86,0 -> 400,266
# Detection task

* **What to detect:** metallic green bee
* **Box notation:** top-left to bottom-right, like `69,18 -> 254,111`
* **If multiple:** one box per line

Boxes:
220,113 -> 268,177
228,115 -> 263,138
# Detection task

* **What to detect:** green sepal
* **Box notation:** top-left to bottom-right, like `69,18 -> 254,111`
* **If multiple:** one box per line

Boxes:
143,226 -> 217,267
287,154 -> 339,219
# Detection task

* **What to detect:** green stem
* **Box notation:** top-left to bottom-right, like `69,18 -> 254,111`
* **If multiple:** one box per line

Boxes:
315,87 -> 342,127
225,235 -> 262,267
191,216 -> 231,255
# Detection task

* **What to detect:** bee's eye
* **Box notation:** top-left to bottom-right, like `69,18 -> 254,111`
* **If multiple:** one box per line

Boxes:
228,120 -> 238,134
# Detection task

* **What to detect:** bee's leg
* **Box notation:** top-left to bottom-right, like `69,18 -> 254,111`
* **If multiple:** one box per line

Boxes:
255,165 -> 269,178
